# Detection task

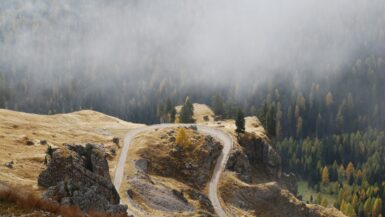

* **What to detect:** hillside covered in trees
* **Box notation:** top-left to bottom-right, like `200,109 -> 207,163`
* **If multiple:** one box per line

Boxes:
1,0 -> 385,216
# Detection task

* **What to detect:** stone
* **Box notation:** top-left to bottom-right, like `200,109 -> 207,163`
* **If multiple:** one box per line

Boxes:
134,159 -> 148,173
171,189 -> 188,204
4,161 -> 13,169
127,189 -> 134,199
185,189 -> 214,214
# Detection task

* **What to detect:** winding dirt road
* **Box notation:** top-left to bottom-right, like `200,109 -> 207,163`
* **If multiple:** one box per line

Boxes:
113,124 -> 233,217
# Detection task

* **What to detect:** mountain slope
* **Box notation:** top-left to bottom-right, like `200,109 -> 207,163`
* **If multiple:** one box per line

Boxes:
0,109 -> 144,192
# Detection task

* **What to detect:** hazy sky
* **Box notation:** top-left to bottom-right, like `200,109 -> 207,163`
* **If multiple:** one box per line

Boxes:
1,0 -> 384,85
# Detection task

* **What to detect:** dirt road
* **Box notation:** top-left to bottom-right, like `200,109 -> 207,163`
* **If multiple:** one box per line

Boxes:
114,124 -> 232,217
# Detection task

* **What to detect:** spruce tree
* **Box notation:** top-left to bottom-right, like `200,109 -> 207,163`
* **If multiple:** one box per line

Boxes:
212,93 -> 224,117
170,107 -> 176,123
235,109 -> 245,133
180,96 -> 194,123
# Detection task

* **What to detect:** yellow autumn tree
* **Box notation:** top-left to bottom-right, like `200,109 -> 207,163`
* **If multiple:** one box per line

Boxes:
322,166 -> 329,185
346,162 -> 355,179
176,128 -> 190,147
372,197 -> 382,217
346,162 -> 355,185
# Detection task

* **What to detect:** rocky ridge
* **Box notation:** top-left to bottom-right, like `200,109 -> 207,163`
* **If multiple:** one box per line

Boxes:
226,132 -> 282,184
221,131 -> 345,217
38,144 -> 127,215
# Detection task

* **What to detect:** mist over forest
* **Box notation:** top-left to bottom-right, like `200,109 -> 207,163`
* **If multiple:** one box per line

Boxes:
1,1 -> 385,216
1,0 -> 384,124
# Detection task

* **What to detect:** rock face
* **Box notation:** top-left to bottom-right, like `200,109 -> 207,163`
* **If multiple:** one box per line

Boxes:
221,181 -> 345,217
226,149 -> 253,182
128,172 -> 194,213
38,144 -> 127,214
222,131 -> 344,217
226,133 -> 282,182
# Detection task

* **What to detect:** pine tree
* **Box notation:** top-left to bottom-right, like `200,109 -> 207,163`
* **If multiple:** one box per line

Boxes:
296,116 -> 303,138
212,94 -> 224,117
180,96 -> 194,123
316,113 -> 323,137
276,102 -> 283,139
235,109 -> 245,133
170,107 -> 176,123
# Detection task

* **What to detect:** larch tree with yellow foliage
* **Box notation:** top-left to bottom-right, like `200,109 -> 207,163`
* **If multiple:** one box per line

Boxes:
346,162 -> 355,185
372,197 -> 382,217
176,128 -> 190,148
322,166 -> 329,185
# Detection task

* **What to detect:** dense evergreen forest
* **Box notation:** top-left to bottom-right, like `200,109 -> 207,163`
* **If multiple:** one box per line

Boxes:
1,1 -> 385,216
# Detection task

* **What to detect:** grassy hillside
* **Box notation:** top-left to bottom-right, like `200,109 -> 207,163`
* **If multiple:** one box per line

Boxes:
0,109 -> 144,193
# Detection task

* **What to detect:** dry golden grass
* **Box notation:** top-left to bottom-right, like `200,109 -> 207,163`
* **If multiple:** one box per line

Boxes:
0,109 -> 144,194
135,127 -> 211,188
175,103 -> 215,123
0,183 -> 129,217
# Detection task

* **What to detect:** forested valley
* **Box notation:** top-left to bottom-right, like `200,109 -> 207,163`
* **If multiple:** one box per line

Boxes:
1,0 -> 385,216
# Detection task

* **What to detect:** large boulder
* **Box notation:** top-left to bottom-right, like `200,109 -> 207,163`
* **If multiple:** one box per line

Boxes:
38,144 -> 127,214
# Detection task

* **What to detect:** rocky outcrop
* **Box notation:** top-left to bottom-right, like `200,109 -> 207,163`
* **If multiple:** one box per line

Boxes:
140,133 -> 222,189
280,172 -> 298,195
222,131 -> 343,217
226,149 -> 253,182
240,133 -> 281,177
226,133 -> 281,182
38,144 -> 127,214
